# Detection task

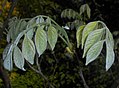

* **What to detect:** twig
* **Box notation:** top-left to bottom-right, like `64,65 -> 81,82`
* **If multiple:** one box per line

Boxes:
26,61 -> 39,73
35,55 -> 55,88
79,69 -> 89,88
74,51 -> 89,88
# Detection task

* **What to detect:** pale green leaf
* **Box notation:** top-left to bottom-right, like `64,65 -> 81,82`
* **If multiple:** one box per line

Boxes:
83,28 -> 104,58
86,40 -> 104,65
22,35 -> 35,64
35,26 -> 47,56
76,25 -> 85,48
48,26 -> 58,50
80,4 -> 86,15
105,28 -> 115,71
26,28 -> 34,39
82,21 -> 98,49
3,49 -> 13,71
3,44 -> 11,60
106,28 -> 114,48
13,46 -> 25,71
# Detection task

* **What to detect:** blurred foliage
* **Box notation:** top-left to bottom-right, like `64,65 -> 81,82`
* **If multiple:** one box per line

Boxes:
0,0 -> 119,88
0,0 -> 19,21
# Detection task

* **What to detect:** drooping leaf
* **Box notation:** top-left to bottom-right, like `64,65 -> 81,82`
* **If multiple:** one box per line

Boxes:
106,28 -> 114,48
35,26 -> 47,56
86,40 -> 104,65
52,24 -> 70,46
3,44 -> 11,60
105,28 -> 115,71
22,35 -> 35,64
13,46 -> 25,71
83,28 -> 104,58
106,40 -> 115,71
76,25 -> 85,48
3,47 -> 13,71
48,26 -> 58,50
82,21 -> 98,49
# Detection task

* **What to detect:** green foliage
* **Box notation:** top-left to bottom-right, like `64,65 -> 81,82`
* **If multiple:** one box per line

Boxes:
76,21 -> 115,71
3,15 -> 70,71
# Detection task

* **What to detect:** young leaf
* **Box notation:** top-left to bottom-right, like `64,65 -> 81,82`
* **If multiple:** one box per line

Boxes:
35,26 -> 47,56
39,17 -> 44,23
48,26 -> 58,50
86,40 -> 104,65
13,46 -> 25,71
83,28 -> 104,58
22,35 -> 35,64
3,50 -> 13,71
36,17 -> 40,24
76,25 -> 85,48
82,21 -> 98,49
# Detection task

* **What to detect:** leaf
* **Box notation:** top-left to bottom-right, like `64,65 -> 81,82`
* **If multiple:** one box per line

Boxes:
76,25 -> 85,48
106,40 -> 115,71
86,4 -> 91,18
3,44 -> 11,60
35,26 -> 47,56
80,4 -> 86,15
106,28 -> 114,48
26,28 -> 34,39
105,28 -> 115,71
3,48 -> 13,71
13,46 -> 25,71
82,21 -> 98,49
53,24 -> 70,46
86,40 -> 104,65
48,26 -> 58,50
83,28 -> 104,58
22,35 -> 35,64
